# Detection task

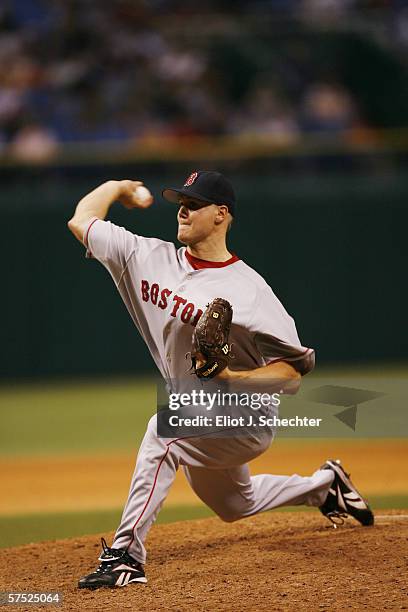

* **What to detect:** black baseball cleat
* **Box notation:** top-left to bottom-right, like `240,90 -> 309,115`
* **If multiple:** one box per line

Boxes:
78,538 -> 147,589
319,459 -> 374,528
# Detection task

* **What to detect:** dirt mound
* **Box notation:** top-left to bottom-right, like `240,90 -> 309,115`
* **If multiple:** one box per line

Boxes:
1,511 -> 407,611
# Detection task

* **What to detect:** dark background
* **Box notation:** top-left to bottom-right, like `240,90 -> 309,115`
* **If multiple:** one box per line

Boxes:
1,1 -> 408,379
2,165 -> 406,379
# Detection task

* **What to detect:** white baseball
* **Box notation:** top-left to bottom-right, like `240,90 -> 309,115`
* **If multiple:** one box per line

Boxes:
133,185 -> 153,205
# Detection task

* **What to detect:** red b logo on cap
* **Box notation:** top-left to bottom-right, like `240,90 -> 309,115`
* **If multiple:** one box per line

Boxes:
184,172 -> 198,187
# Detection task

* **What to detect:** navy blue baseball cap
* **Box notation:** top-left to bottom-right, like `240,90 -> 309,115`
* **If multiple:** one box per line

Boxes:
162,170 -> 236,216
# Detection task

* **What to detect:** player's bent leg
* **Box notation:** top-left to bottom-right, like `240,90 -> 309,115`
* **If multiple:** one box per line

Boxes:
243,468 -> 334,514
184,464 -> 335,523
184,464 -> 259,523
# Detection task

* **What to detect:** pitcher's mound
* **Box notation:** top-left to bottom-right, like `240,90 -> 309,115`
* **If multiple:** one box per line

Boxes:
1,511 -> 407,611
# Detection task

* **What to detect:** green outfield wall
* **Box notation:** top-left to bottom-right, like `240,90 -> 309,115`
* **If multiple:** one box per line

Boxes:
1,167 -> 406,379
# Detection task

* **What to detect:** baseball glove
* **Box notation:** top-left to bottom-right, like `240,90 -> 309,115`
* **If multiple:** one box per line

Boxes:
190,298 -> 233,379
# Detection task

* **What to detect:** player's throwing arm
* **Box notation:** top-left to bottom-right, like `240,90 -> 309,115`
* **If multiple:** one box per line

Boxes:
68,180 -> 153,243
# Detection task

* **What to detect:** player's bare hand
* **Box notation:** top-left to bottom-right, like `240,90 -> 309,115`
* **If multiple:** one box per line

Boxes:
117,180 -> 154,210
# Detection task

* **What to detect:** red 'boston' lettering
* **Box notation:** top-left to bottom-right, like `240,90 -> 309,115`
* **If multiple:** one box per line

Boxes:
171,295 -> 187,317
150,283 -> 159,305
158,288 -> 172,310
141,280 -> 149,302
192,308 -> 203,326
181,302 -> 195,323
141,281 -> 202,327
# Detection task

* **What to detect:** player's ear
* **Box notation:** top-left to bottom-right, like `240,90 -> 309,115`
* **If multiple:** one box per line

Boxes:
214,205 -> 229,225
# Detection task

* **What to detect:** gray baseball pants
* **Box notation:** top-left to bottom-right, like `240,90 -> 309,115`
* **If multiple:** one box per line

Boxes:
113,415 -> 334,563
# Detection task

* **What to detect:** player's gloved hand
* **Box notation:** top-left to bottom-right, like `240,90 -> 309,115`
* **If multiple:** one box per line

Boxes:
190,298 -> 233,379
117,180 -> 154,210
192,355 -> 234,380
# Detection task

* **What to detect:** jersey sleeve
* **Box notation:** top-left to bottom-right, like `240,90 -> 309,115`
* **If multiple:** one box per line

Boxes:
248,285 -> 315,375
83,218 -> 165,284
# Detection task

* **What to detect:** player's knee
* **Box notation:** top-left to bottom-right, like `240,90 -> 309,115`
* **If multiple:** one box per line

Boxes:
216,508 -> 241,523
219,514 -> 239,523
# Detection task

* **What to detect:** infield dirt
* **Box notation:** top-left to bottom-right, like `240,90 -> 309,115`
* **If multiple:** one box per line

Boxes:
1,511 -> 407,611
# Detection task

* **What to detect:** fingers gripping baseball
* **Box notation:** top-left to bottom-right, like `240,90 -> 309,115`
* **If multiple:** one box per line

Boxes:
118,180 -> 154,210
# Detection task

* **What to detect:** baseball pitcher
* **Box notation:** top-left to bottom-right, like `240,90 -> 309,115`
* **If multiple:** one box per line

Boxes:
68,170 -> 373,589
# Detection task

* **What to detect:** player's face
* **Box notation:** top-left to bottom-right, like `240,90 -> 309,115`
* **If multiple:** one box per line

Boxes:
177,197 -> 220,245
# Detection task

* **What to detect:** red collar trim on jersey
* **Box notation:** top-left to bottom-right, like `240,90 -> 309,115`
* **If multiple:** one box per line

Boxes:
185,250 -> 240,270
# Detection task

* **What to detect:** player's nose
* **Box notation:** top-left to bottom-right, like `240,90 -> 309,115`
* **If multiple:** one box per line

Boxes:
178,205 -> 190,220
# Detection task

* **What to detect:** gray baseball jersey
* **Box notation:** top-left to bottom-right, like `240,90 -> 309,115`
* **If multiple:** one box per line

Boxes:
84,218 -> 315,381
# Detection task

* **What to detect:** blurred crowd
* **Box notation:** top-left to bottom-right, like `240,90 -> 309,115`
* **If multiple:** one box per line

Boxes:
1,0 -> 407,161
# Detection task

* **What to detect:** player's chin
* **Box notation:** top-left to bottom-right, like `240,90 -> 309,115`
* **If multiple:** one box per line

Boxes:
177,227 -> 191,244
